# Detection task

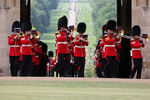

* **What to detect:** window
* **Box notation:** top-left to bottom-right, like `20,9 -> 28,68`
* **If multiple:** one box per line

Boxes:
4,0 -> 7,6
13,0 -> 16,7
146,0 -> 149,6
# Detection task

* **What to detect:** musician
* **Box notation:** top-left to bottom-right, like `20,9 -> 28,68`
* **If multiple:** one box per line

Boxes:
8,21 -> 21,76
98,24 -> 107,77
130,25 -> 146,79
20,22 -> 33,76
102,20 -> 118,78
47,51 -> 55,77
73,22 -> 88,77
55,16 -> 73,77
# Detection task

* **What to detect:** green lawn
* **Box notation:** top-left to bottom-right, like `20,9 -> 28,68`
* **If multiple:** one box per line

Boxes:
0,80 -> 150,100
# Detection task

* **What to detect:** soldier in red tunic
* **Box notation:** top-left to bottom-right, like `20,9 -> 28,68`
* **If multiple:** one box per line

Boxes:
20,22 -> 33,76
55,16 -> 73,77
130,25 -> 146,79
102,20 -> 118,78
73,22 -> 88,77
47,51 -> 55,77
8,21 -> 21,76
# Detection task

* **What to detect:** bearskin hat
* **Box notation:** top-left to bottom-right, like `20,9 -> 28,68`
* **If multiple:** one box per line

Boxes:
21,21 -> 32,32
48,51 -> 53,57
58,16 -> 68,30
106,20 -> 116,31
77,22 -> 86,33
132,25 -> 141,36
12,21 -> 21,32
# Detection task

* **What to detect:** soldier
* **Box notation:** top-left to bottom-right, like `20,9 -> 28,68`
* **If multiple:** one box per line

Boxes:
55,16 -> 73,77
102,20 -> 118,78
130,25 -> 146,79
8,21 -> 21,76
74,22 -> 88,77
20,22 -> 33,76
47,51 -> 55,77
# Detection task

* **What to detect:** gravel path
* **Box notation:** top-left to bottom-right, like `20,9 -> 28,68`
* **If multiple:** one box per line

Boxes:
0,77 -> 150,84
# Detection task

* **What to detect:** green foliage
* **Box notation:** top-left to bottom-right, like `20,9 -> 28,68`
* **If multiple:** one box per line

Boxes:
31,0 -> 59,33
89,0 -> 117,40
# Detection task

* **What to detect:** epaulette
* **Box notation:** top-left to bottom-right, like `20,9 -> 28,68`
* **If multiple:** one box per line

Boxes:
130,38 -> 134,41
8,35 -> 11,38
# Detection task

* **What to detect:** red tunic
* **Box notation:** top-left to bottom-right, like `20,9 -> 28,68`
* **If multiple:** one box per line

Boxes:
74,36 -> 88,57
47,59 -> 55,71
55,31 -> 69,54
8,34 -> 21,56
20,35 -> 32,55
130,39 -> 143,59
31,39 -> 37,62
103,34 -> 117,57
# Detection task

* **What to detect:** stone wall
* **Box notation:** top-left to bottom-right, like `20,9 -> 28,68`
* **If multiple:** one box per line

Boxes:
0,0 -> 20,76
132,0 -> 150,78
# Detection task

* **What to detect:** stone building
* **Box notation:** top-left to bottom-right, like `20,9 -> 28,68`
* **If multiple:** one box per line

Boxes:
132,0 -> 150,78
0,0 -> 20,76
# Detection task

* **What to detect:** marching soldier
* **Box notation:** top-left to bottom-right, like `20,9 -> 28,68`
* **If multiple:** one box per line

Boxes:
8,21 -> 21,76
20,22 -> 33,76
55,16 -> 73,77
47,51 -> 55,77
130,25 -> 146,79
33,41 -> 43,76
102,20 -> 118,78
73,22 -> 88,77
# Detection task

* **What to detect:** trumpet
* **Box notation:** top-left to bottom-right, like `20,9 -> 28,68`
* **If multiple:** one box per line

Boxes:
31,30 -> 40,39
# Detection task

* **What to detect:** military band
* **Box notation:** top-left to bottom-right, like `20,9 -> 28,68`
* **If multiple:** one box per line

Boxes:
8,16 -> 147,78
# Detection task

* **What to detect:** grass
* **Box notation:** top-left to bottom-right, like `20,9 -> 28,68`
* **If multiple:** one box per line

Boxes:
0,80 -> 150,100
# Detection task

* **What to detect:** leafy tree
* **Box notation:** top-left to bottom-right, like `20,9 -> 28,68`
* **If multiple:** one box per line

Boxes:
31,0 -> 59,33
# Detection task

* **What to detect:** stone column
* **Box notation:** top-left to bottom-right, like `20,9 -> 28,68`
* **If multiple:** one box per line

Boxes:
132,0 -> 150,78
0,0 -> 20,76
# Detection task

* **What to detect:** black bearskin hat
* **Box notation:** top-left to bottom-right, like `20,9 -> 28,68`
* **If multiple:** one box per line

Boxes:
12,21 -> 21,32
132,25 -> 141,36
106,20 -> 116,31
77,22 -> 86,33
58,16 -> 68,30
21,21 -> 32,32
48,51 -> 53,57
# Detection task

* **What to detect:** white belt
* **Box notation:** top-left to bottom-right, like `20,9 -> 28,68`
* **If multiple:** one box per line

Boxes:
75,46 -> 85,48
10,45 -> 19,47
105,45 -> 115,47
32,53 -> 36,55
49,65 -> 53,67
35,56 -> 39,58
57,42 -> 68,44
132,48 -> 141,51
22,45 -> 32,47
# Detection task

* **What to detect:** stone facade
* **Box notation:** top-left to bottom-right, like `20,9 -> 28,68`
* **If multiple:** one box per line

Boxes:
132,0 -> 150,78
0,0 -> 20,76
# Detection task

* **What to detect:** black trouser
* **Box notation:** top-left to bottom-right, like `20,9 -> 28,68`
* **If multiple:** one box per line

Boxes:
131,59 -> 143,79
104,56 -> 117,78
9,56 -> 20,76
20,55 -> 33,76
74,57 -> 85,77
55,54 -> 70,77
33,65 -> 40,76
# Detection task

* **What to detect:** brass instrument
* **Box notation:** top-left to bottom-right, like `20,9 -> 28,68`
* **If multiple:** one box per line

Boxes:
31,30 -> 40,39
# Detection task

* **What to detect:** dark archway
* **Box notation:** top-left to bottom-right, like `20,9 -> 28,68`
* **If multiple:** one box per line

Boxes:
117,0 -> 132,78
20,0 -> 31,23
